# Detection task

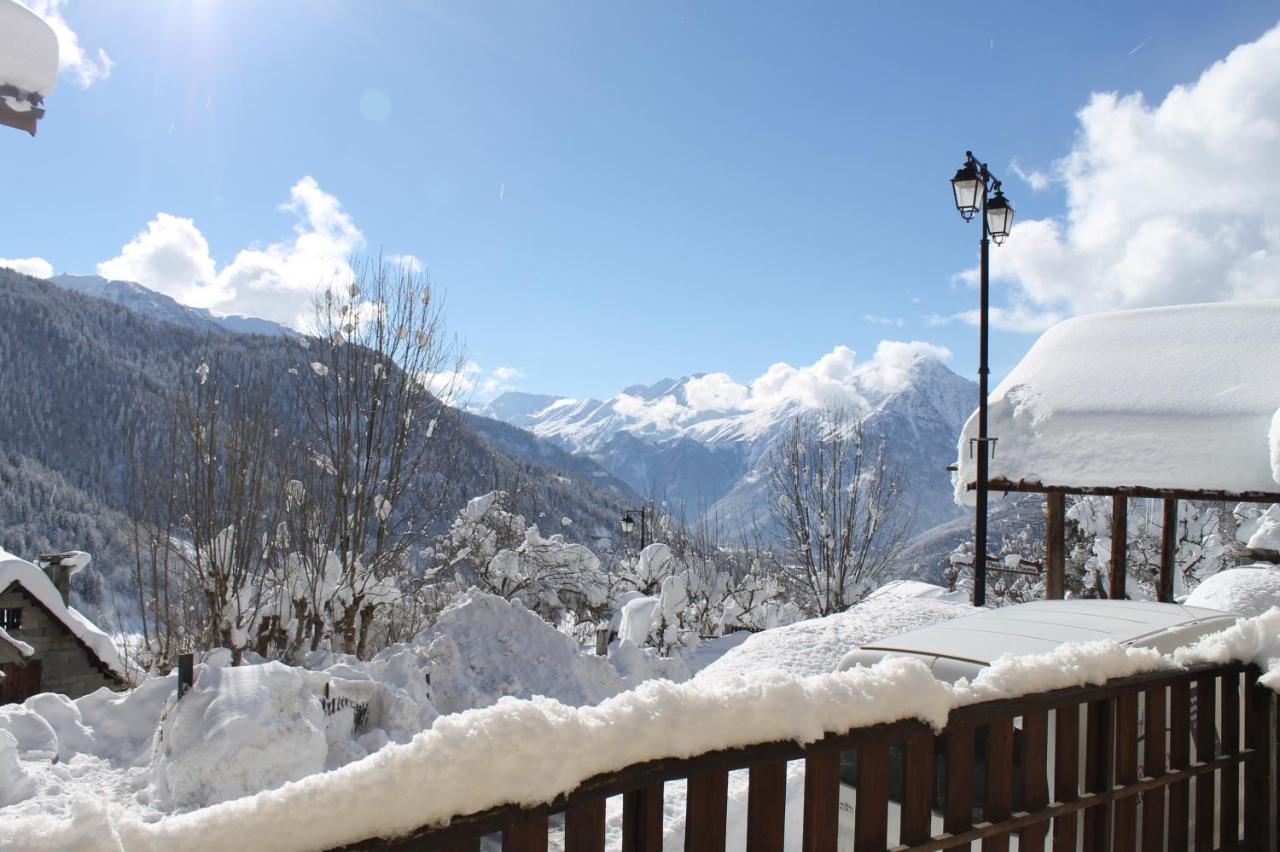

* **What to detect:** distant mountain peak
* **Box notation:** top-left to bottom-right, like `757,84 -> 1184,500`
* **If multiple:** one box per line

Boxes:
47,273 -> 290,338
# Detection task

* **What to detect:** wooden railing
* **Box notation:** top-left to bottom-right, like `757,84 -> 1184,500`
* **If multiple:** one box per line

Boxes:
340,661 -> 1275,852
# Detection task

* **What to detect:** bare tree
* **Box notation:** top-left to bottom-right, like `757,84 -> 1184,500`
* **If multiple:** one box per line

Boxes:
280,258 -> 464,657
166,358 -> 282,664
766,407 -> 912,615
122,416 -> 199,671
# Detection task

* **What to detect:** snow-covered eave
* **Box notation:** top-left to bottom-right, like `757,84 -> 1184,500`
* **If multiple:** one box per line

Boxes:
0,624 -> 34,657
965,476 -> 1280,504
0,83 -> 45,136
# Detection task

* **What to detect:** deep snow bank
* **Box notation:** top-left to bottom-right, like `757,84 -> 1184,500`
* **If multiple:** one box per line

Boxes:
1185,565 -> 1280,617
420,590 -> 623,713
695,583 -> 974,684
151,662 -> 329,809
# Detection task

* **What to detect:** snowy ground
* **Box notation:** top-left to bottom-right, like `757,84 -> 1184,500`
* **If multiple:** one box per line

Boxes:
4,578 -> 1280,851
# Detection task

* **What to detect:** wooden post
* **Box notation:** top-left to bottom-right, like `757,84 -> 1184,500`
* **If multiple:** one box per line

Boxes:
594,627 -> 610,657
1046,493 -> 1066,599
177,652 -> 194,699
1108,495 -> 1128,600
1159,498 -> 1178,603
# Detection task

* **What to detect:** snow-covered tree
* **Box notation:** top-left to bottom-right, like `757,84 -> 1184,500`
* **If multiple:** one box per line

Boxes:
437,491 -> 608,625
279,259 -> 464,657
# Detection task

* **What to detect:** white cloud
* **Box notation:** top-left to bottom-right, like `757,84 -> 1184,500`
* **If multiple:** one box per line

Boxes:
685,372 -> 751,412
678,341 -> 954,415
215,176 -> 364,325
0,257 -> 53,278
388,253 -> 423,274
20,1 -> 113,87
862,313 -> 905,327
973,25 -> 1280,323
422,362 -> 523,405
97,213 -> 218,304
1008,159 -> 1050,191
98,176 -> 368,328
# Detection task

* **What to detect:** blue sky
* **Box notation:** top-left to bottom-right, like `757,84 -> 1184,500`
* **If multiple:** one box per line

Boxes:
3,1 -> 1279,401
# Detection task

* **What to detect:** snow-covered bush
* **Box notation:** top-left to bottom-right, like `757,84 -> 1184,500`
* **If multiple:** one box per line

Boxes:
437,492 -> 609,625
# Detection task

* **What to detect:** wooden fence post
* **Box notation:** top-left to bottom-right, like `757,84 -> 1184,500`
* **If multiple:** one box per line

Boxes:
177,652 -> 194,699
1108,495 -> 1127,599
1159,498 -> 1178,603
1046,493 -> 1066,599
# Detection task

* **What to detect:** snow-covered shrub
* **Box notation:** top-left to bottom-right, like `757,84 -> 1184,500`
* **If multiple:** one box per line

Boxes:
437,492 -> 609,625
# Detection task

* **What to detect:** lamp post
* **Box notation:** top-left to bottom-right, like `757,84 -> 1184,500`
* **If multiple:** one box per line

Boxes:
620,507 -> 648,551
950,151 -> 1014,608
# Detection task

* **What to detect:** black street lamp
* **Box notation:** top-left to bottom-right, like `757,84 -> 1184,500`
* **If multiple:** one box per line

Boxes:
620,507 -> 648,550
950,151 -> 1014,608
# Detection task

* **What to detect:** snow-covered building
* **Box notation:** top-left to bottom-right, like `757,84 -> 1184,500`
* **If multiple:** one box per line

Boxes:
0,0 -> 59,136
954,299 -> 1280,600
0,548 -> 126,701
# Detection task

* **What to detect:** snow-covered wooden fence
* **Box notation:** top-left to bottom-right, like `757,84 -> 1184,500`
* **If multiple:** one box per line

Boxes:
336,660 -> 1273,852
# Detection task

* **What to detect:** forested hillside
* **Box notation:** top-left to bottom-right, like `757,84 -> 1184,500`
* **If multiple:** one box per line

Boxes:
0,269 -> 631,625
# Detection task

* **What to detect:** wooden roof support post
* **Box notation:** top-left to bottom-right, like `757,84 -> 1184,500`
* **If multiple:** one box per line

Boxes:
1046,493 -> 1066,600
1158,498 -> 1178,603
1109,495 -> 1128,600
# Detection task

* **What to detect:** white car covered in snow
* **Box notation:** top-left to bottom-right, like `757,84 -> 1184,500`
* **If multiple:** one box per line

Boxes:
833,599 -> 1239,849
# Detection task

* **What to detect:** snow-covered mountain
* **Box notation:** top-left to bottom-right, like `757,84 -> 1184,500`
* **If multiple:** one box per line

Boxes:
48,274 -> 290,337
482,353 -> 977,534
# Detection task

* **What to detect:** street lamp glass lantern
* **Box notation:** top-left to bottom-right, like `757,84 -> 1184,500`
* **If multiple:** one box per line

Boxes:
985,191 -> 1014,245
951,163 -> 983,221
621,513 -> 635,534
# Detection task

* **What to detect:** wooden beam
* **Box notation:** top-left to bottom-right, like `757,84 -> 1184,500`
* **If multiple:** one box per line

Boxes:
1109,495 -> 1128,600
1045,493 -> 1066,599
976,477 -> 1280,505
1159,498 -> 1178,603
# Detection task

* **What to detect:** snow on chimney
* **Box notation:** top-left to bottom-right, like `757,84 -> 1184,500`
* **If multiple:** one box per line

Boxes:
36,551 -> 90,606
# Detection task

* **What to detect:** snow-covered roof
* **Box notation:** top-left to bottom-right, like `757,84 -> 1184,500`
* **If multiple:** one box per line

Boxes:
0,547 -> 126,680
0,625 -> 35,658
954,299 -> 1280,503
0,0 -> 58,135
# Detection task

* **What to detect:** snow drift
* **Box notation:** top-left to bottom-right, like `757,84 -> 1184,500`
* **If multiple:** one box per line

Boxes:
695,581 -> 974,684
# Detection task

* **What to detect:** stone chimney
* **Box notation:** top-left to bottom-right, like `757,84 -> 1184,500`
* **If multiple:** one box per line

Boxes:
36,551 -> 87,606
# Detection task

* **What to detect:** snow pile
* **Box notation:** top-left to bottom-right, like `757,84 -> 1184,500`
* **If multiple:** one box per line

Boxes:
0,0 -> 58,98
1185,566 -> 1280,617
419,590 -> 623,714
0,730 -> 36,808
319,646 -> 438,751
0,547 -> 127,679
1272,408 -> 1280,487
695,585 -> 974,684
151,662 -> 328,810
953,300 -> 1280,502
